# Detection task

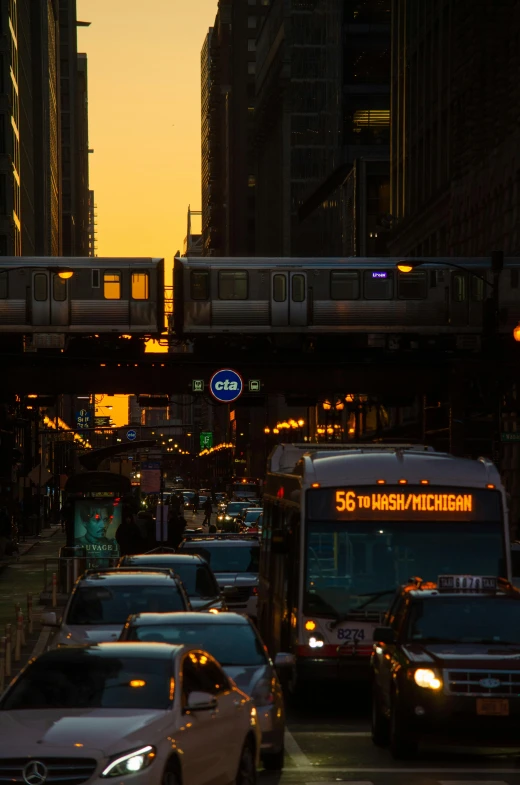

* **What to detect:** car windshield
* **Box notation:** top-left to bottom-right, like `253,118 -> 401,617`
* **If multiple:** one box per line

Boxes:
244,510 -> 262,523
407,596 -> 520,644
129,623 -> 267,666
181,544 -> 259,573
226,503 -> 249,514
305,521 -> 505,617
0,654 -> 173,710
167,564 -> 218,597
183,492 -> 195,500
66,584 -> 186,625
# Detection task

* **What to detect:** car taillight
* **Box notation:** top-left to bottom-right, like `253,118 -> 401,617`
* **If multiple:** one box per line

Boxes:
251,586 -> 258,595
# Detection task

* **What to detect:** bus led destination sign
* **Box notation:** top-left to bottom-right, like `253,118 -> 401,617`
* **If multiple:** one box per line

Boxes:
336,490 -> 473,514
307,485 -> 501,522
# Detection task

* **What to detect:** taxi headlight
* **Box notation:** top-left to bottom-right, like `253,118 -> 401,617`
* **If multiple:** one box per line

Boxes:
413,668 -> 442,690
101,746 -> 156,777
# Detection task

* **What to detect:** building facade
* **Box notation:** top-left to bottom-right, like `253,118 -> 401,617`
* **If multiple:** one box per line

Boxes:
201,0 -> 268,257
389,0 -> 520,257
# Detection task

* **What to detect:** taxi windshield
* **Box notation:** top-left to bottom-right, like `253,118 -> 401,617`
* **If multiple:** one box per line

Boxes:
305,522 -> 505,617
406,596 -> 520,644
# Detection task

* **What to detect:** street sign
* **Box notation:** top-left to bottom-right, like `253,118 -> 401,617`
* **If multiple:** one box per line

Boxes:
249,379 -> 261,392
76,409 -> 91,430
192,380 -> 204,392
127,429 -> 137,441
94,416 -> 110,427
209,368 -> 243,403
200,432 -> 213,450
501,432 -> 520,442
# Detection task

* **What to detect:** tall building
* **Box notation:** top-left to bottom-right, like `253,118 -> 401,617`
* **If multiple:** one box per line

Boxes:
389,0 -> 520,257
59,1 -> 90,256
200,0 -> 268,257
255,0 -> 390,257
88,189 -> 97,256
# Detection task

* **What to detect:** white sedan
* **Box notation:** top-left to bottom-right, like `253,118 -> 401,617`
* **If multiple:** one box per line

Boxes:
0,642 -> 260,785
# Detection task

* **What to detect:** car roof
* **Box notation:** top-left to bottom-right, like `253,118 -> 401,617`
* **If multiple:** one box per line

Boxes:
79,570 -> 181,585
180,537 -> 259,547
35,642 -> 184,661
123,554 -> 205,565
129,611 -> 250,626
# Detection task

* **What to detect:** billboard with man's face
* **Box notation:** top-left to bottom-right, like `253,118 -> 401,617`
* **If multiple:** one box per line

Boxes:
74,498 -> 121,564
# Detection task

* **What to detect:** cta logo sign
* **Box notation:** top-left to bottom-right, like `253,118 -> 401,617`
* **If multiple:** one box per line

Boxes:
209,368 -> 243,403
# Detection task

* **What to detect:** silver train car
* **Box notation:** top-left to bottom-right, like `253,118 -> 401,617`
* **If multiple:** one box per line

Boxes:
173,256 -> 520,349
0,257 -> 164,349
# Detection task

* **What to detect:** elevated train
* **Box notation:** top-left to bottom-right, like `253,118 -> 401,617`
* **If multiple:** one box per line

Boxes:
0,257 -> 164,352
173,256 -> 520,351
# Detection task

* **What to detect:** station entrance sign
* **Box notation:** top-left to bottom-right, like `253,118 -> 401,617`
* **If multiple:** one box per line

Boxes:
209,369 -> 243,403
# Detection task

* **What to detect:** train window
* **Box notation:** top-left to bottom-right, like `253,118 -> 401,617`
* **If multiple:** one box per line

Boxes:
0,272 -> 7,299
92,269 -> 100,288
470,276 -> 484,302
292,274 -> 305,302
331,271 -> 359,300
53,274 -> 67,301
452,273 -> 466,302
511,269 -> 519,289
34,273 -> 48,301
273,274 -> 286,302
191,271 -> 209,300
218,271 -> 248,300
397,271 -> 427,299
363,270 -> 393,300
132,272 -> 149,300
104,272 -> 121,300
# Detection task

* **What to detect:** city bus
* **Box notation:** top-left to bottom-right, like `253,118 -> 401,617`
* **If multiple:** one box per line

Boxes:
258,444 -> 511,693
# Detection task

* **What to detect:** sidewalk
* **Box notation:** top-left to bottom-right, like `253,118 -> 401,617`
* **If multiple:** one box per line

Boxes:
0,525 -> 66,683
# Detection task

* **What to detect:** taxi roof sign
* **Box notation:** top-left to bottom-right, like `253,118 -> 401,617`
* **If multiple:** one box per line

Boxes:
438,574 -> 497,592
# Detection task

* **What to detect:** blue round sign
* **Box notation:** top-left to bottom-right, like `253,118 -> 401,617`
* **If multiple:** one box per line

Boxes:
209,368 -> 243,403
126,429 -> 137,441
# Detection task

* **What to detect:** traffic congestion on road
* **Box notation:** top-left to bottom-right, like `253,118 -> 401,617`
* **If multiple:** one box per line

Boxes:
1,448 -> 520,785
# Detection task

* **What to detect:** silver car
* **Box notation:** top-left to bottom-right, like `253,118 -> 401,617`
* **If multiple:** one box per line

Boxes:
43,569 -> 191,647
119,611 -> 291,770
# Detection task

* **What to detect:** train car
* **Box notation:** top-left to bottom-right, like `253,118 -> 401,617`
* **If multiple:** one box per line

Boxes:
0,257 -> 164,351
173,256 -> 520,350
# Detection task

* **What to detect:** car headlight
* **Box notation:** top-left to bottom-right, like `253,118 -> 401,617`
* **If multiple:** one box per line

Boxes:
225,515 -> 231,520
101,746 -> 156,777
413,668 -> 442,690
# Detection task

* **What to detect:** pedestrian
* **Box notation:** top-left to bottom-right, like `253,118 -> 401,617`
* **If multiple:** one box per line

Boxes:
202,497 -> 213,528
192,491 -> 200,515
116,505 -> 144,557
167,511 -> 186,550
170,492 -> 182,516
0,504 -> 11,558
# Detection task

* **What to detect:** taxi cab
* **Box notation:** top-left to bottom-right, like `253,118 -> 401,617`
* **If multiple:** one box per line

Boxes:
371,574 -> 520,759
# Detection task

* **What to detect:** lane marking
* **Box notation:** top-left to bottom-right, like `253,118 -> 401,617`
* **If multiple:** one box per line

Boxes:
439,782 -> 509,784
293,731 -> 371,737
278,768 -> 520,774
284,729 -> 312,768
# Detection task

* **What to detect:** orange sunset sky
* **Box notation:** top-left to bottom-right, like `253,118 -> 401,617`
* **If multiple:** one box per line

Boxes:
77,0 -> 218,425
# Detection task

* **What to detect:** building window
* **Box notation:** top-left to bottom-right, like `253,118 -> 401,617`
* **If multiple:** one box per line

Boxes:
292,274 -> 305,302
104,272 -> 121,300
248,16 -> 257,28
131,272 -> 149,300
397,271 -> 427,300
273,274 -> 286,302
363,270 -> 393,300
248,40 -> 256,51
191,270 -> 209,300
53,275 -> 67,301
34,274 -> 48,302
92,269 -> 100,288
0,272 -> 7,298
248,62 -> 256,75
331,271 -> 360,300
218,271 -> 248,300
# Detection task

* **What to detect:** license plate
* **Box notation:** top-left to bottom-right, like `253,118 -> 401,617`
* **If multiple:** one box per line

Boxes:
476,698 -> 509,716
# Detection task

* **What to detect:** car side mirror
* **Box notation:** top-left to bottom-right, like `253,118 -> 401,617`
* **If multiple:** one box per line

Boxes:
274,652 -> 296,668
373,627 -> 396,644
186,691 -> 217,711
42,611 -> 59,627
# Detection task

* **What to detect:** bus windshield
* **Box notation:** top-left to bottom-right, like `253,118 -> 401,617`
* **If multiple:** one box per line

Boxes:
304,521 -> 505,617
